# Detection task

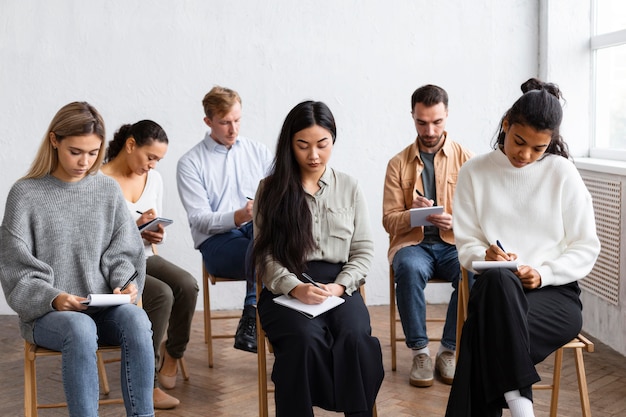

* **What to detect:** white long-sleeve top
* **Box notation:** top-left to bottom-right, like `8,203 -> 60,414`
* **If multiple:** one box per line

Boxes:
453,149 -> 600,287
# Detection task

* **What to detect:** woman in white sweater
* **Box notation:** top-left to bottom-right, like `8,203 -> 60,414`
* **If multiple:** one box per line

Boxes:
446,79 -> 601,417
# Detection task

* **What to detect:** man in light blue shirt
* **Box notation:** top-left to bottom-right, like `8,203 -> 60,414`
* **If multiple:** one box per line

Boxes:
177,86 -> 272,353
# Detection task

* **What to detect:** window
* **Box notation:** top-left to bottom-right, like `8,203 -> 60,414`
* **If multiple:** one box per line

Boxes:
591,0 -> 626,160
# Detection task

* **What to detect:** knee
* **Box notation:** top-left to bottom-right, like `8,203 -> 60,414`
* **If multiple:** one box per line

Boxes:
118,306 -> 154,348
393,258 -> 428,283
144,282 -> 174,312
480,268 -> 520,289
179,273 -> 200,298
120,305 -> 152,334
65,315 -> 98,350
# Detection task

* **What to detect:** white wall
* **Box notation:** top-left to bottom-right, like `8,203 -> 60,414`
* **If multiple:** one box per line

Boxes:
0,0 -> 543,314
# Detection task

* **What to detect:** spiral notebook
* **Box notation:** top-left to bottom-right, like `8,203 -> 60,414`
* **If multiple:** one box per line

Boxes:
273,294 -> 345,319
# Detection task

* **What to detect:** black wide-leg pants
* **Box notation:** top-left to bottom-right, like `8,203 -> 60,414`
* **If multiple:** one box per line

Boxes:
258,261 -> 384,417
446,268 -> 582,417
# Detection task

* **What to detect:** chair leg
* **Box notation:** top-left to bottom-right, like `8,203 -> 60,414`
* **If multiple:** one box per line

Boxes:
203,270 -> 214,368
257,312 -> 269,417
96,350 -> 111,395
389,267 -> 397,372
24,343 -> 38,417
179,357 -> 190,381
574,347 -> 592,417
549,347 -> 564,417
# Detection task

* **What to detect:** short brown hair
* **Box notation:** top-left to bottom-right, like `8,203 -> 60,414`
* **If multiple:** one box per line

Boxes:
202,86 -> 242,119
411,84 -> 448,110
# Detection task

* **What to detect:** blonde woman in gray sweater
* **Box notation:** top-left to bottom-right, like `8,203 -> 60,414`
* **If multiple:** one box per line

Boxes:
0,102 -> 154,417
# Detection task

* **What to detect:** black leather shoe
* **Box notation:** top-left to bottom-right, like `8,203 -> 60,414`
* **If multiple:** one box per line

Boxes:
234,305 -> 257,353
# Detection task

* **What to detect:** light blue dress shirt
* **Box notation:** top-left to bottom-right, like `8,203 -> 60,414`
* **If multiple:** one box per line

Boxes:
176,131 -> 273,248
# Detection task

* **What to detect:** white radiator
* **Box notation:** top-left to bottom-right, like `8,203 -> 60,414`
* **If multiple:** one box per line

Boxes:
580,173 -> 621,305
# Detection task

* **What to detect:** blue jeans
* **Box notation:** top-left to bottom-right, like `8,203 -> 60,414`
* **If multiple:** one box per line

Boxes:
33,305 -> 154,417
392,242 -> 463,351
199,222 -> 256,306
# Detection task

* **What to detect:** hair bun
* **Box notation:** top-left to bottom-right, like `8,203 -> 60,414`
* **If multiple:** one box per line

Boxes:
520,78 -> 562,100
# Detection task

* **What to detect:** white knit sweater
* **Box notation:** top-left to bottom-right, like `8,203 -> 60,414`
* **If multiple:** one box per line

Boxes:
453,149 -> 600,287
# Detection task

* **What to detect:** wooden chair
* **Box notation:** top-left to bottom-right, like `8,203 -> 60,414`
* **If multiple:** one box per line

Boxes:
389,265 -> 451,371
457,267 -> 594,417
202,263 -> 245,367
257,279 -> 377,417
24,341 -> 124,417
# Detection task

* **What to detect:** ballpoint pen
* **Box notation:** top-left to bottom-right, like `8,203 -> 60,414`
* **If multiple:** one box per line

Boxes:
120,271 -> 138,291
301,273 -> 322,289
496,240 -> 506,252
415,188 -> 424,198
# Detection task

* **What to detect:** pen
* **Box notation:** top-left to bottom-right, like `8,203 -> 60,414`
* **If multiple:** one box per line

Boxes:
120,271 -> 138,291
415,188 -> 424,198
136,210 -> 144,215
301,273 -> 322,289
496,240 -> 506,252
246,196 -> 253,200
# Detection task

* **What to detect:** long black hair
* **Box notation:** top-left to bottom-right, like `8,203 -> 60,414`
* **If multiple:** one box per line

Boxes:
492,78 -> 570,159
253,101 -> 337,280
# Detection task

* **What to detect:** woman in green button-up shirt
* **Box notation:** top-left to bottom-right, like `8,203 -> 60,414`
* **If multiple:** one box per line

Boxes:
253,100 -> 384,417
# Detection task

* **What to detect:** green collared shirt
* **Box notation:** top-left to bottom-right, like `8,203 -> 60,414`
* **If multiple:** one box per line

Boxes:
254,167 -> 374,296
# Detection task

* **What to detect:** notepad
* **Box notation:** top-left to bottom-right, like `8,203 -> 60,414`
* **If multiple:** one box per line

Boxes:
471,260 -> 519,272
273,294 -> 345,319
138,217 -> 173,232
409,206 -> 444,227
80,294 -> 131,307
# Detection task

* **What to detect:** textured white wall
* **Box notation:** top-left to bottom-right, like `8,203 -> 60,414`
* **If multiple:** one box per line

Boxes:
0,1 -> 542,314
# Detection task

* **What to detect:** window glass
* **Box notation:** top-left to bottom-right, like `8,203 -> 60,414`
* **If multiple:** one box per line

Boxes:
594,43 -> 626,150
596,0 -> 626,34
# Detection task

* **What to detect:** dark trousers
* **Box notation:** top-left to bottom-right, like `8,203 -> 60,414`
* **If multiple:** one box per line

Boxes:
142,255 -> 199,387
445,268 -> 582,417
199,222 -> 256,306
258,261 -> 384,417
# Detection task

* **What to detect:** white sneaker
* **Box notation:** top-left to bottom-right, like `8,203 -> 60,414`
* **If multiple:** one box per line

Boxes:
409,353 -> 434,387
435,351 -> 455,385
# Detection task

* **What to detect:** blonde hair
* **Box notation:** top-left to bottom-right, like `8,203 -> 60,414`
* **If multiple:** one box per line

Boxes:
24,102 -> 106,179
202,86 -> 242,119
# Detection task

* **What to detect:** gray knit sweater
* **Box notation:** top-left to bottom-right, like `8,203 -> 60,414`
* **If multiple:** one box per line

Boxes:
0,173 -> 146,342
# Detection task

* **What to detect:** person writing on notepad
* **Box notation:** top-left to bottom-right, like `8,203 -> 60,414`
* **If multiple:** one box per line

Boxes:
252,101 -> 384,417
0,102 -> 154,416
446,78 -> 601,417
382,84 -> 473,387
102,120 -> 199,410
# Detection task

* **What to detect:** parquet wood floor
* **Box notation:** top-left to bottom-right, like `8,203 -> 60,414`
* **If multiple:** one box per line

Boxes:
1,305 -> 625,416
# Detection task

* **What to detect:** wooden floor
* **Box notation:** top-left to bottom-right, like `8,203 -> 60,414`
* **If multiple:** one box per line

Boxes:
2,305 -> 626,416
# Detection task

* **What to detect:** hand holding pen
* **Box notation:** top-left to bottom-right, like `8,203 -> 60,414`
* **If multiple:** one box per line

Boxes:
413,188 -> 434,208
291,273 -> 332,303
114,271 -> 139,303
489,240 -> 517,261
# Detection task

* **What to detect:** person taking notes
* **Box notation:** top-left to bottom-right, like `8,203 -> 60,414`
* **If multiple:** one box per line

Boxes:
253,101 -> 383,417
382,84 -> 473,387
447,78 -> 601,417
102,120 -> 199,409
